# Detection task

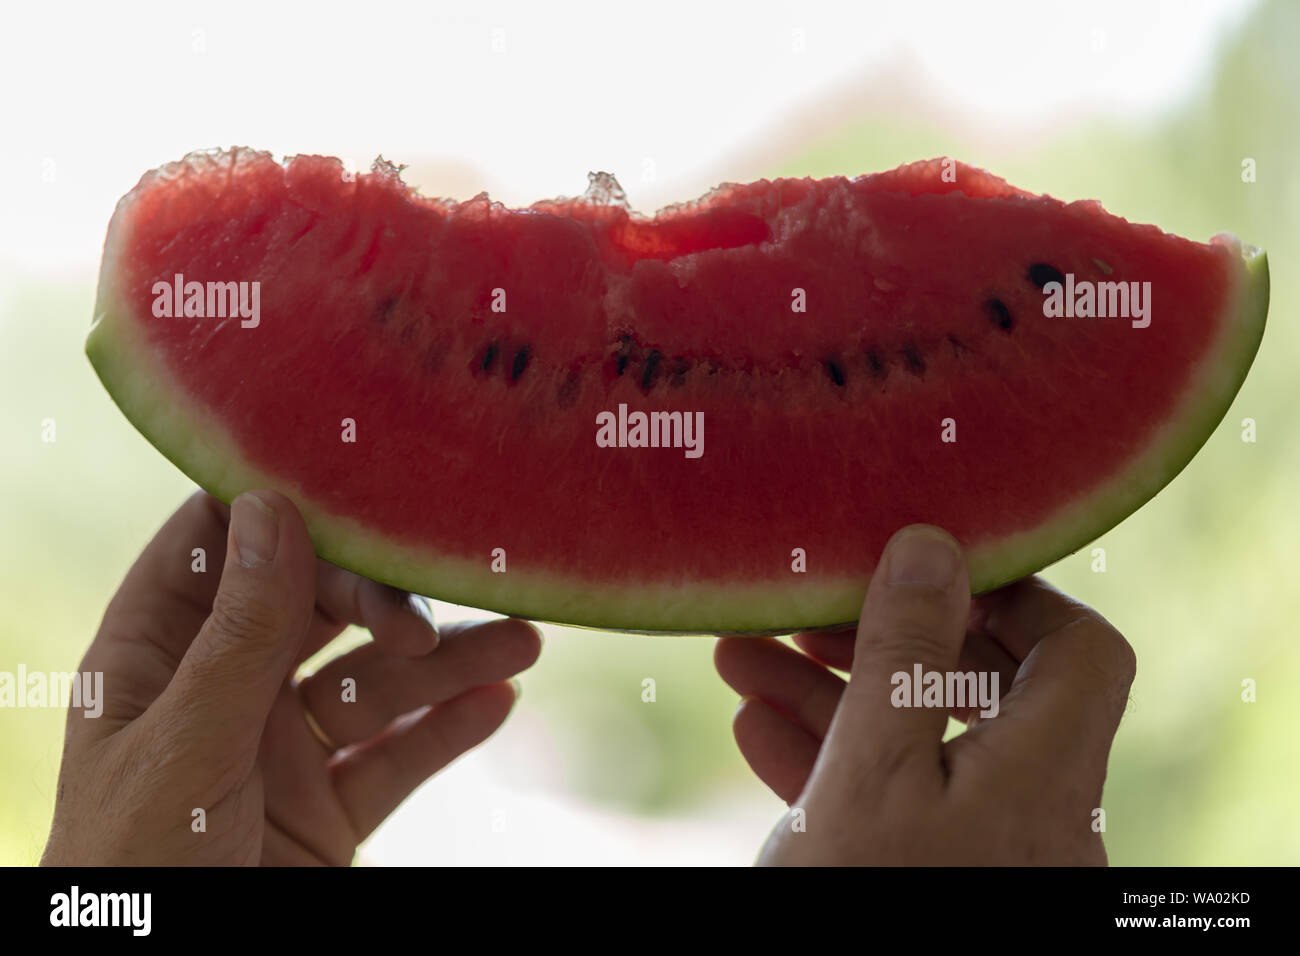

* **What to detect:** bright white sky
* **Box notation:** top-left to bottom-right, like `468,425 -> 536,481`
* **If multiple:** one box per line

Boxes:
0,0 -> 1255,276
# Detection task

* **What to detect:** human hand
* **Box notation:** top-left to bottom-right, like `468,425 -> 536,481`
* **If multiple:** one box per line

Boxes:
42,490 -> 541,866
716,524 -> 1136,865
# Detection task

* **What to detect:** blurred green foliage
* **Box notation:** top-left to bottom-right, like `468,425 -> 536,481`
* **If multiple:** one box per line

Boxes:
1,0 -> 1296,865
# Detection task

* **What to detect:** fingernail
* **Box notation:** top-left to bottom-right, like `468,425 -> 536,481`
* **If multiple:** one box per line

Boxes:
885,526 -> 960,588
232,491 -> 278,568
509,678 -> 523,700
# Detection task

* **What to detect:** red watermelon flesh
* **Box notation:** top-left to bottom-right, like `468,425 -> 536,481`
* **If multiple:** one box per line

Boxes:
87,149 -> 1268,633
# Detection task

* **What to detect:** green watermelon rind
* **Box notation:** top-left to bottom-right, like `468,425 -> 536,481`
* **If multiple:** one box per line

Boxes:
966,238 -> 1269,596
86,208 -> 1269,634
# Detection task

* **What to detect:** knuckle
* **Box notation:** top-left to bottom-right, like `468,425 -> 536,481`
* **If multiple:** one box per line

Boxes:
865,595 -> 955,667
1064,617 -> 1137,689
205,590 -> 282,644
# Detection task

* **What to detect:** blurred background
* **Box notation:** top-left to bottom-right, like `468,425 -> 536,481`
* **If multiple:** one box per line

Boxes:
1,0 -> 1296,865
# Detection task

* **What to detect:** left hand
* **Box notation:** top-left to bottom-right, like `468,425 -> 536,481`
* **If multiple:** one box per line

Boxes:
41,489 -> 541,865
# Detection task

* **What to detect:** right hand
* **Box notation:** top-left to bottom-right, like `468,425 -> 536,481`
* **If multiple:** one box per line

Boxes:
716,524 -> 1136,865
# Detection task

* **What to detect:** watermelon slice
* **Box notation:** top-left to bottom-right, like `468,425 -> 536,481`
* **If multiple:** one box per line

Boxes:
87,149 -> 1268,633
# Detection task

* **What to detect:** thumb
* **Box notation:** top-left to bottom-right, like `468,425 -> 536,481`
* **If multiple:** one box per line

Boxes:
817,525 -> 970,791
156,490 -> 317,748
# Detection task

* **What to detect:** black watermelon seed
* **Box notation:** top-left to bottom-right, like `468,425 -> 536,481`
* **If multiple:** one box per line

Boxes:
1027,263 -> 1065,288
509,346 -> 531,382
614,333 -> 639,377
824,358 -> 845,387
867,347 -> 887,380
481,342 -> 498,372
641,350 -> 663,390
901,343 -> 926,376
986,298 -> 1015,332
376,296 -> 399,324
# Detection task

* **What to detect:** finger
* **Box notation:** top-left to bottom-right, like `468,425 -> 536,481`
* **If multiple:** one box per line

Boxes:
82,491 -> 230,725
820,525 -> 970,789
948,629 -> 1020,724
150,490 -> 317,751
732,697 -> 822,805
257,682 -> 359,866
298,618 -> 541,747
954,575 -> 1100,730
969,576 -> 1096,661
794,621 -> 1017,727
301,563 -> 439,663
331,680 -> 520,840
714,637 -> 844,739
797,613 -> 1024,726
794,597 -> 1015,671
954,611 -> 1136,777
791,628 -> 855,671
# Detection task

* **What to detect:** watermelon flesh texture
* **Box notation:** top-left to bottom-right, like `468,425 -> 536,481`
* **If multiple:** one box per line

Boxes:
87,150 -> 1269,633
